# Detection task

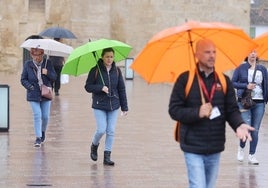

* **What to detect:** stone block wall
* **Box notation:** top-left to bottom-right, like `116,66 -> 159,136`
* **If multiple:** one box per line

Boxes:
0,0 -> 251,73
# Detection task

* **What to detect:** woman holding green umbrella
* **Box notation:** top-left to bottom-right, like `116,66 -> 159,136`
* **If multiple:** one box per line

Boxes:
85,47 -> 128,166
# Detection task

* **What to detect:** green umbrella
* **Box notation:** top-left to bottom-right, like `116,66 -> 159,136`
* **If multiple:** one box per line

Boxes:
61,38 -> 132,76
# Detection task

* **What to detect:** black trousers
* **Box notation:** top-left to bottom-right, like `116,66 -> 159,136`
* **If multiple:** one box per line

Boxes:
53,66 -> 63,93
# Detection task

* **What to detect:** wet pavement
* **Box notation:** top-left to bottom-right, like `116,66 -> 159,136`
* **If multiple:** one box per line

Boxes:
0,71 -> 267,188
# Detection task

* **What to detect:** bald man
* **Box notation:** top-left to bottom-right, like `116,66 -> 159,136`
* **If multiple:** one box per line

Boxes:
169,39 -> 254,188
195,39 -> 216,74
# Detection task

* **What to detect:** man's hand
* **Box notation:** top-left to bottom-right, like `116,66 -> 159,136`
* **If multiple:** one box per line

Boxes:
236,124 -> 255,142
199,102 -> 212,118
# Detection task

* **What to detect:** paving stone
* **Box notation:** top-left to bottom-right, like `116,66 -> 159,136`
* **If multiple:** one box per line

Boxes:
0,73 -> 267,188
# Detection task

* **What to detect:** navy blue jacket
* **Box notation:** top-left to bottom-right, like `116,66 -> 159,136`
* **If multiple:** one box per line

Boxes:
21,58 -> 57,101
84,59 -> 128,112
232,62 -> 268,103
169,69 -> 244,154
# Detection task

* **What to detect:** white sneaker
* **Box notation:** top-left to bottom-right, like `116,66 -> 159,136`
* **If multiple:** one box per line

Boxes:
248,154 -> 259,165
237,146 -> 244,162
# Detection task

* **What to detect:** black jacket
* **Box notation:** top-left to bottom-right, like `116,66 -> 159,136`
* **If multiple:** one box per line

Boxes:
49,56 -> 64,67
84,59 -> 128,112
169,69 -> 244,154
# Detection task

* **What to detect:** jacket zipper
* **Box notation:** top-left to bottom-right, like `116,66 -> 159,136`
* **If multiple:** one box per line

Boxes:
107,70 -> 113,110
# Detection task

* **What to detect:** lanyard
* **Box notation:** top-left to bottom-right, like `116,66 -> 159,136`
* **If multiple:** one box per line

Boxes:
198,73 -> 218,103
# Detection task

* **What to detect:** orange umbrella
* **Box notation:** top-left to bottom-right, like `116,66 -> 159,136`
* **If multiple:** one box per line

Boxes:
131,21 -> 257,84
254,32 -> 268,60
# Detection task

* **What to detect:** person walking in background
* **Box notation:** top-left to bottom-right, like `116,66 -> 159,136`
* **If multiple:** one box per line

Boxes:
231,50 -> 268,165
21,48 -> 57,147
49,38 -> 65,96
168,39 -> 254,188
84,48 -> 128,166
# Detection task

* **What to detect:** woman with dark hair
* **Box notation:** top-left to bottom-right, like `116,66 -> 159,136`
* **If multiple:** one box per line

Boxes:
84,48 -> 128,165
232,50 -> 268,165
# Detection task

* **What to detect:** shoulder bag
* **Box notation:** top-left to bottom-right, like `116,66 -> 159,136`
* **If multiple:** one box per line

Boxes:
36,59 -> 53,100
241,68 -> 257,109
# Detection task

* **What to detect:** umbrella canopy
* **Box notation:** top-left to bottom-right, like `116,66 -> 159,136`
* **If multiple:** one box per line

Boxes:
39,26 -> 77,39
23,35 -> 44,62
131,21 -> 257,84
20,38 -> 73,57
61,38 -> 132,76
253,32 -> 268,60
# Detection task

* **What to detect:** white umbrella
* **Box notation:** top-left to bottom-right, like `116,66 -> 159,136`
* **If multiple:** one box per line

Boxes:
20,38 -> 73,57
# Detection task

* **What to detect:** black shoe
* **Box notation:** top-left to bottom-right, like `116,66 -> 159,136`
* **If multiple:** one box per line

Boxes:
55,92 -> 59,96
34,137 -> 42,147
41,131 -> 46,143
103,151 -> 115,166
90,143 -> 99,161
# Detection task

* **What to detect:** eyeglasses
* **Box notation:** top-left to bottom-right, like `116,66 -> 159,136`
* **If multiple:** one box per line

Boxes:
31,53 -> 44,58
32,54 -> 43,57
31,48 -> 44,56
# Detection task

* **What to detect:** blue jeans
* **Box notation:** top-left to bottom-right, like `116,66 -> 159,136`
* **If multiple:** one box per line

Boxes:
184,152 -> 221,188
29,101 -> 51,138
92,109 -> 119,151
238,102 -> 265,154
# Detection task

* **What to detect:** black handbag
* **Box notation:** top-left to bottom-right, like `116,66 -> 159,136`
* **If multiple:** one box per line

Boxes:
241,68 -> 257,109
241,89 -> 255,109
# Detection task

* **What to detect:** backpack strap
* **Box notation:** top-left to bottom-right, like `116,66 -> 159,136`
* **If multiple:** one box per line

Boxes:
185,69 -> 227,97
95,68 -> 99,80
185,70 -> 195,97
115,66 -> 119,77
217,71 -> 227,94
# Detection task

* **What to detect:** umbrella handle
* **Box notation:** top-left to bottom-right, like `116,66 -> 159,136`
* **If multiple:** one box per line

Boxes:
96,65 -> 105,85
44,56 -> 48,68
93,51 -> 105,86
195,69 -> 206,104
44,51 -> 51,68
188,32 -> 205,105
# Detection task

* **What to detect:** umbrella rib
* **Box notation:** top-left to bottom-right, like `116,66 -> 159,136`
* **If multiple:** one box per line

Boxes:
75,56 -> 82,76
188,28 -> 251,68
147,31 -> 196,83
146,38 -> 181,82
62,39 -> 132,76
132,21 -> 257,83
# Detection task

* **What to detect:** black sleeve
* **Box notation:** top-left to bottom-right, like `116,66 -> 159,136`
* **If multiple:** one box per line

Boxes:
224,75 -> 245,132
168,71 -> 200,124
84,67 -> 104,93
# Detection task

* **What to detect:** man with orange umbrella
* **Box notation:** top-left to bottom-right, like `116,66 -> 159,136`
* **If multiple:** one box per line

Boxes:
168,39 -> 254,188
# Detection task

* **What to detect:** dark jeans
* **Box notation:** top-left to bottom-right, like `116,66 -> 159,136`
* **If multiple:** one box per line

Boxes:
238,101 -> 265,154
53,66 -> 63,93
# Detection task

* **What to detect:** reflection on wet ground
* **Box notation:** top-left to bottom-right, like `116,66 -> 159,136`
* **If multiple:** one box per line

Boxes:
0,72 -> 267,187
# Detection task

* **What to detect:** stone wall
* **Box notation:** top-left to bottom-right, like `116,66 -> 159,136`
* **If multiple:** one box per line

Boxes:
0,0 -> 251,73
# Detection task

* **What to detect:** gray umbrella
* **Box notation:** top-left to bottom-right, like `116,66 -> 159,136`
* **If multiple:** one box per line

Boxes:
39,26 -> 77,39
